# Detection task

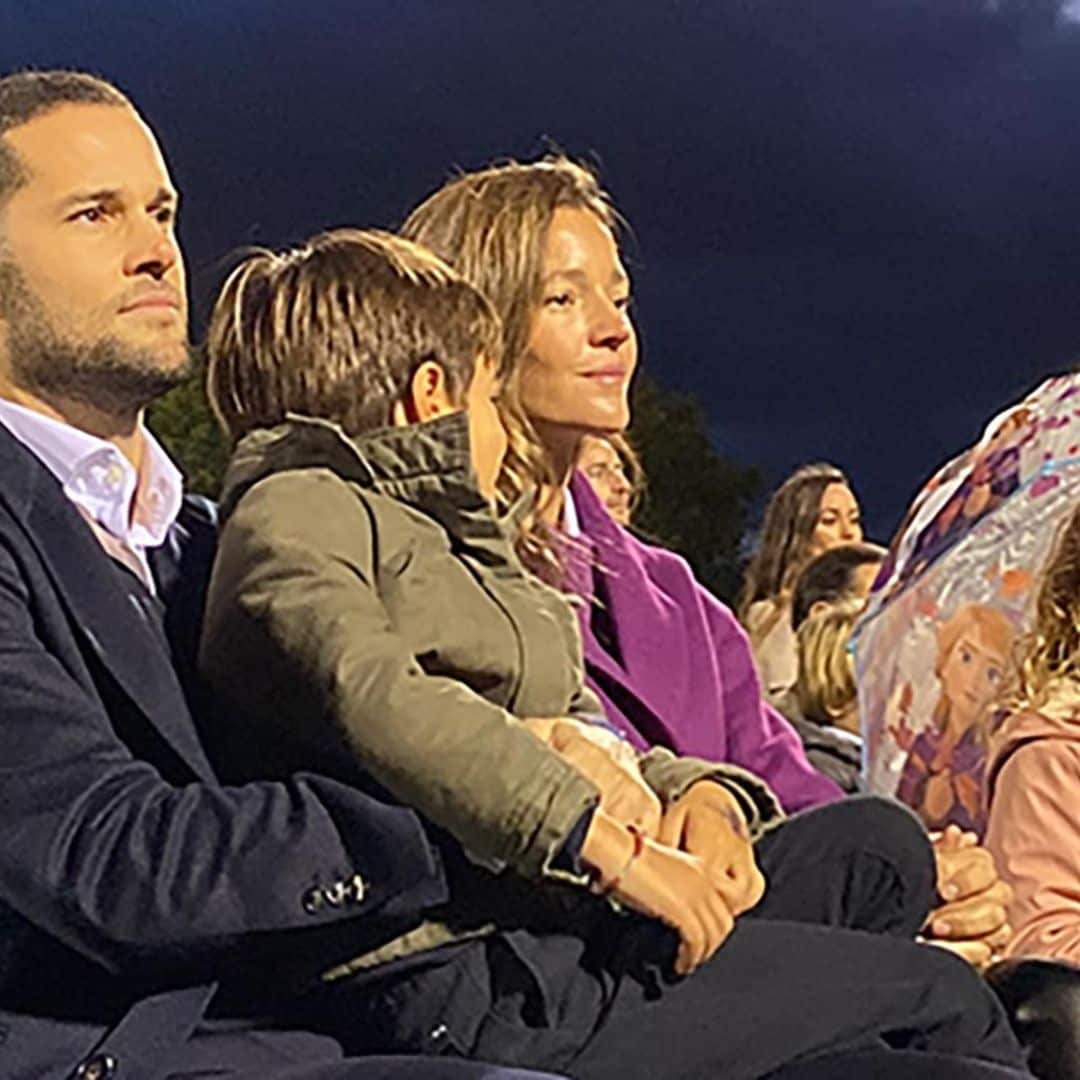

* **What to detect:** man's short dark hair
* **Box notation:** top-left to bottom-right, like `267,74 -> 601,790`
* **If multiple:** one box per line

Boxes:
791,541 -> 888,631
0,70 -> 129,211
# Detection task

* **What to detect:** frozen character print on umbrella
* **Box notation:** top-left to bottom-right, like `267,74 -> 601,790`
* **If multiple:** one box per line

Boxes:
895,603 -> 1015,835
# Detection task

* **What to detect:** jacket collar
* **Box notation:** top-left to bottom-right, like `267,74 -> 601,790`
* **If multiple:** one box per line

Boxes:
0,425 -> 216,781
223,412 -> 508,553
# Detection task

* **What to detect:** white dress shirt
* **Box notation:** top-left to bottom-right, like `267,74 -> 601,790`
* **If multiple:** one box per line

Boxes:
0,397 -> 184,593
561,485 -> 581,539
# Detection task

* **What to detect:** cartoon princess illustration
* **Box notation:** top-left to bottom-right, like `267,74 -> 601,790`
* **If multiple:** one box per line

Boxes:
895,603 -> 1015,836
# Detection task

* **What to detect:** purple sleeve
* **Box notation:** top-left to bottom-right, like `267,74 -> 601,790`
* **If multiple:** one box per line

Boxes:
708,599 -> 844,813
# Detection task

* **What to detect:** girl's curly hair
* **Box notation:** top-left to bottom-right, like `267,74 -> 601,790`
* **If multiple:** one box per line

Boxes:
1012,504 -> 1080,710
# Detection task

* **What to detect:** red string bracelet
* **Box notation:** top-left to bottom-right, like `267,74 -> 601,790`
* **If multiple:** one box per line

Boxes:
591,824 -> 646,896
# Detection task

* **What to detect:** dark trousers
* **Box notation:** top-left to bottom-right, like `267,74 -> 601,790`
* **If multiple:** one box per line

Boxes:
750,794 -> 937,936
163,1023 -> 566,1079
316,797 -> 1028,1079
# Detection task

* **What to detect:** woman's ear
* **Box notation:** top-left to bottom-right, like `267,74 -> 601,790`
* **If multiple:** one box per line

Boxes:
393,360 -> 457,426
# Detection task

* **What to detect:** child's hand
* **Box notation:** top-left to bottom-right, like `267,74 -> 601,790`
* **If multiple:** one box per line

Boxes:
924,826 -> 1013,969
659,781 -> 765,917
613,837 -> 735,974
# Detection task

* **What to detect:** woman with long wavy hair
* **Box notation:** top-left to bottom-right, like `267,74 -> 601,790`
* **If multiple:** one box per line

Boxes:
402,158 -> 838,813
738,464 -> 862,701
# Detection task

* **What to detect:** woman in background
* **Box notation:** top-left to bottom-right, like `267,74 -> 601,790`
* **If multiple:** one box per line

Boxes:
576,433 -> 636,525
738,464 -> 863,701
402,157 -> 839,812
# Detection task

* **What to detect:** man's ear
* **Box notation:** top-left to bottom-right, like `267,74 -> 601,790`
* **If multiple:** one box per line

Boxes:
393,360 -> 456,426
809,599 -> 832,621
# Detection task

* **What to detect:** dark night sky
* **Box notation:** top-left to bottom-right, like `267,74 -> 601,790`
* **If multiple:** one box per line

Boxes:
6,0 -> 1080,540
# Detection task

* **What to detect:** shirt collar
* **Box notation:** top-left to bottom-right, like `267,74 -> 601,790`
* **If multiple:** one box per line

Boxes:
0,397 -> 184,550
822,725 -> 863,747
561,484 -> 582,538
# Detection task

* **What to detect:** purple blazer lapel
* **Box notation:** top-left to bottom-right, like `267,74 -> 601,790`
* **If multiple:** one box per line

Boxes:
569,474 -> 696,746
559,520 -> 639,695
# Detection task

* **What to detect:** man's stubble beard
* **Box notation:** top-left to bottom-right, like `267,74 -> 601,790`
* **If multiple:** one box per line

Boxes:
0,260 -> 193,423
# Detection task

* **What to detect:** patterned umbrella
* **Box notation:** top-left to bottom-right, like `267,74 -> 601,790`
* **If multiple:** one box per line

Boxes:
854,372 -> 1080,837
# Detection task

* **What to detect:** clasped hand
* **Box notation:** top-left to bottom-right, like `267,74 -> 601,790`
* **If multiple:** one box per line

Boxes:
923,825 -> 1013,969
604,781 -> 764,975
658,780 -> 766,919
529,719 -> 765,975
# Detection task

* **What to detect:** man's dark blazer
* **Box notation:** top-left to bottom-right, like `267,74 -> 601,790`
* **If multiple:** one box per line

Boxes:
0,423 -> 450,1079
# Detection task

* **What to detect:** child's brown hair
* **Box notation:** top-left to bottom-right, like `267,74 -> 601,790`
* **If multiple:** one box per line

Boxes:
207,228 -> 502,443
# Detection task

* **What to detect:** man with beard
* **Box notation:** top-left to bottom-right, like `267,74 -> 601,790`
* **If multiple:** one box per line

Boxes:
0,68 -> 566,1080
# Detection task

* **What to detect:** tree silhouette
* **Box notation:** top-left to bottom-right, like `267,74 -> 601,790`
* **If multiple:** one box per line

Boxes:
147,364 -> 229,498
628,376 -> 761,604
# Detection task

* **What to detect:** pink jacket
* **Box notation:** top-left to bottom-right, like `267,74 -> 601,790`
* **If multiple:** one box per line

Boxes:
985,702 -> 1080,966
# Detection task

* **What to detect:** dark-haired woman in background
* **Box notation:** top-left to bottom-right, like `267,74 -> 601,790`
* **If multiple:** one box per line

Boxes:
738,465 -> 863,701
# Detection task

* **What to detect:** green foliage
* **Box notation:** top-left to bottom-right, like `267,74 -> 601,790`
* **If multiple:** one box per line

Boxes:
628,376 -> 761,604
147,366 -> 228,497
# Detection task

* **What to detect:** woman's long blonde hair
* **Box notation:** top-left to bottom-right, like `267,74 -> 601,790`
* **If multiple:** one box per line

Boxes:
401,157 -> 618,574
1012,506 -> 1080,710
794,597 -> 862,727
